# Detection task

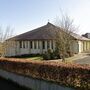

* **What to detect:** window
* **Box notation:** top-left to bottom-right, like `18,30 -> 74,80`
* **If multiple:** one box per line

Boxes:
19,41 -> 22,48
23,41 -> 25,48
51,41 -> 53,49
42,41 -> 45,49
47,41 -> 50,49
30,41 -> 32,49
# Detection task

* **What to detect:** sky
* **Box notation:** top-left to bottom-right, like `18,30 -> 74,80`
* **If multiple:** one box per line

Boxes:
0,0 -> 90,35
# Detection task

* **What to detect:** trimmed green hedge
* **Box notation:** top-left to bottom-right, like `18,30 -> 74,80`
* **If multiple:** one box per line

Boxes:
0,58 -> 90,90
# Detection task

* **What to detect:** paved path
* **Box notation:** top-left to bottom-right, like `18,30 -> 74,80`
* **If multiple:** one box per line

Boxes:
0,77 -> 30,90
49,53 -> 90,65
73,55 -> 90,64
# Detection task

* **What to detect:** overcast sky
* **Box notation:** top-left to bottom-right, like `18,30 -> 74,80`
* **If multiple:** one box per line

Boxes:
0,0 -> 90,35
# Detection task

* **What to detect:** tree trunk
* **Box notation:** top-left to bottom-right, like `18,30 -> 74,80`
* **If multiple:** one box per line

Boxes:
62,55 -> 65,62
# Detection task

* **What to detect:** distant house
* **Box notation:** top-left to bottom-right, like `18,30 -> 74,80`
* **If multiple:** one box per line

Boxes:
5,22 -> 90,56
82,33 -> 90,39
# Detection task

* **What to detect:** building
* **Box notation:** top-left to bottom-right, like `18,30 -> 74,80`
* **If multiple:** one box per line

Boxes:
82,33 -> 90,39
5,22 -> 90,56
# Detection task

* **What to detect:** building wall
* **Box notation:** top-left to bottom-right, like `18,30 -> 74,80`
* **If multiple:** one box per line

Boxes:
67,40 -> 90,54
5,40 -> 90,57
78,41 -> 83,53
78,40 -> 90,53
82,41 -> 90,52
5,40 -> 55,56
71,40 -> 79,54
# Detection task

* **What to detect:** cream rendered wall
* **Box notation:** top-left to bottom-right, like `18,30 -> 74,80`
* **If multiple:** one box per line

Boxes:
6,39 -> 79,56
87,41 -> 90,50
82,41 -> 90,52
5,40 -> 56,56
5,48 -> 15,56
81,41 -> 84,52
5,41 -> 16,56
71,40 -> 85,53
89,42 -> 90,50
70,40 -> 79,53
83,42 -> 86,51
78,41 -> 84,53
30,41 -> 42,54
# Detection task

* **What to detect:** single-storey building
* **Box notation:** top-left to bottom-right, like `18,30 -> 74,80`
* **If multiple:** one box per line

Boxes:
82,33 -> 90,39
5,22 -> 90,56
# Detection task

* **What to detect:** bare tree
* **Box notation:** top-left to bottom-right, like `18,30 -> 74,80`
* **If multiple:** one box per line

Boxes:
0,26 -> 15,57
54,15 -> 77,62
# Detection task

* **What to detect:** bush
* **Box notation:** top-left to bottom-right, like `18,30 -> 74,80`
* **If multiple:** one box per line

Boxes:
43,51 -> 51,60
43,49 -> 56,60
67,51 -> 74,57
0,58 -> 90,90
64,52 -> 69,58
43,49 -> 74,60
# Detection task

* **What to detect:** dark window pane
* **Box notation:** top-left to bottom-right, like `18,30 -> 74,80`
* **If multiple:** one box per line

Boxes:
42,41 -> 45,49
51,41 -> 53,49
23,41 -> 25,48
30,41 -> 32,49
47,41 -> 50,49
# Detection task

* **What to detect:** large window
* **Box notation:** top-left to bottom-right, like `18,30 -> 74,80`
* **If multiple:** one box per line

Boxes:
51,41 -> 53,49
42,41 -> 45,49
23,41 -> 25,48
47,41 -> 50,49
19,41 -> 22,48
30,41 -> 33,49
19,41 -> 28,48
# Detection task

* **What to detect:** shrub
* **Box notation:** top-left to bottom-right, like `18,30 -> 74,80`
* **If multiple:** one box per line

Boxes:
0,58 -> 90,90
64,52 -> 69,58
43,49 -> 56,60
43,49 -> 74,60
67,51 -> 74,57
43,51 -> 51,60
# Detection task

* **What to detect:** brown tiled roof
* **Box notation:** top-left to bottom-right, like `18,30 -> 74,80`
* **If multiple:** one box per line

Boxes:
82,33 -> 90,39
71,33 -> 90,41
12,22 -> 90,41
13,22 -> 60,40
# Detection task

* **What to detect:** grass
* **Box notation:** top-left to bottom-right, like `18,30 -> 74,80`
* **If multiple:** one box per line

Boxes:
25,56 -> 43,61
10,54 -> 43,61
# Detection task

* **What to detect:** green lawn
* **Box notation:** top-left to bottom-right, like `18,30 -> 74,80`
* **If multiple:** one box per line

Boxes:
25,56 -> 43,61
15,55 -> 43,61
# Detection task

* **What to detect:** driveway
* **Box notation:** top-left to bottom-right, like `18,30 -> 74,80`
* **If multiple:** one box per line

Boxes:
73,56 -> 90,64
47,53 -> 90,65
72,53 -> 90,64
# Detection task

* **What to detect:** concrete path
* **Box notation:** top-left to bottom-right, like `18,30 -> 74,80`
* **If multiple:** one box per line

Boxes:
49,53 -> 90,65
73,55 -> 90,64
66,53 -> 90,64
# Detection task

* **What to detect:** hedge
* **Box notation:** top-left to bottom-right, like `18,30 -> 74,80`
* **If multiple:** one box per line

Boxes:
0,58 -> 90,90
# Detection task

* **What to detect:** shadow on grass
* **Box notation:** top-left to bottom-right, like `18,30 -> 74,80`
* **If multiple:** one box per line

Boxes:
6,54 -> 43,61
